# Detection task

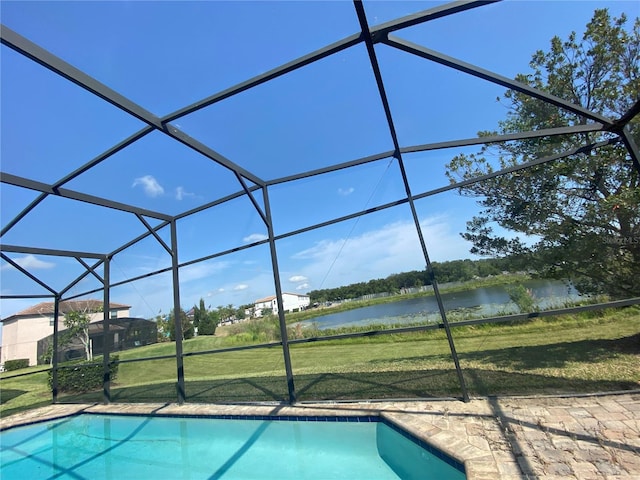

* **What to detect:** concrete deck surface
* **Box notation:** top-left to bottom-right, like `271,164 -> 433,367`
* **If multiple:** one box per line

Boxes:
2,393 -> 639,479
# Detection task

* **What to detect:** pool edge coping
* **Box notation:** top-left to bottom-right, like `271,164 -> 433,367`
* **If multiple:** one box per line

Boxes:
4,394 -> 639,478
1,402 -> 470,477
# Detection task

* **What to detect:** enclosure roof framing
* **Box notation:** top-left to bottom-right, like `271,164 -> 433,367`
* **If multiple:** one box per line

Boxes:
382,35 -> 614,126
369,0 -> 499,40
1,1 -> 639,407
1,1 -> 637,293
0,172 -> 172,222
0,24 -> 265,188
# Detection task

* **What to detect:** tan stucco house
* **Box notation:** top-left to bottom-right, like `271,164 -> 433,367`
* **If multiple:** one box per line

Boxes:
0,300 -> 130,366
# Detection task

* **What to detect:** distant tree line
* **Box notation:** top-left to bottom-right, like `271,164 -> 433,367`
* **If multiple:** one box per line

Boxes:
308,257 -> 520,304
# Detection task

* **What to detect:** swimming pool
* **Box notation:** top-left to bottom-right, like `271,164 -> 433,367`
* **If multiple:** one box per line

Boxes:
1,414 -> 466,479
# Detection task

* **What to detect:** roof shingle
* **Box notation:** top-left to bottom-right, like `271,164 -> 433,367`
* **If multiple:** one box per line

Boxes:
4,300 -> 130,320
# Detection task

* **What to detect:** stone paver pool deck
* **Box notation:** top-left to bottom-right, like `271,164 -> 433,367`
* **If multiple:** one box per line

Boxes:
2,393 -> 638,479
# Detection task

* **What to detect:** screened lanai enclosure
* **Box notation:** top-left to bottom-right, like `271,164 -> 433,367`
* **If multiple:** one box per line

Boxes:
1,1 -> 639,406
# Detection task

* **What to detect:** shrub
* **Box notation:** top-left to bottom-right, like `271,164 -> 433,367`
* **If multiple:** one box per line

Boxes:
507,284 -> 538,313
4,359 -> 29,371
48,355 -> 119,393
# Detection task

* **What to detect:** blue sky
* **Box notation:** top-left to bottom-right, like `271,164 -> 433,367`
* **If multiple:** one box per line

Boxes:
1,0 -> 638,326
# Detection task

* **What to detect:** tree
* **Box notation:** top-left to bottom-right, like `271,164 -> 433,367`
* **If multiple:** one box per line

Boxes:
192,298 -> 207,331
198,309 -> 218,335
63,303 -> 103,361
217,304 -> 236,323
445,9 -> 640,299
507,284 -> 538,313
154,314 -> 170,342
167,308 -> 194,341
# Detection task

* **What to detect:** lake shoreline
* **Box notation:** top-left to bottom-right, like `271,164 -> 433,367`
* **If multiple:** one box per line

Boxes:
284,273 -> 535,325
289,276 -> 581,331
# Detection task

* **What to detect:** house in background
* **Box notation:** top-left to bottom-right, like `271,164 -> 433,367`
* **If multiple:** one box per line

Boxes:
37,317 -> 157,364
1,300 -> 132,366
252,293 -> 310,318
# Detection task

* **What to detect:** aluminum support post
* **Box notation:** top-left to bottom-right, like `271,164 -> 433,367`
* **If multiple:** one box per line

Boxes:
52,296 -> 60,403
170,220 -> 186,404
263,187 -> 296,403
102,256 -> 111,404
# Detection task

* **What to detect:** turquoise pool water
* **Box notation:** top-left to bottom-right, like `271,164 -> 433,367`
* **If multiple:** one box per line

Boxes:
1,414 -> 466,479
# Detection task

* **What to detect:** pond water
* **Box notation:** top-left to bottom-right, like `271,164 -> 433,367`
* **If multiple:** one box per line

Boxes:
298,279 -> 580,331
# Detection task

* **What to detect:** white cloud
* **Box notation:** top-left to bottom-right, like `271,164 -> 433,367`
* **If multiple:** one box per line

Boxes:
290,216 -> 472,290
1,254 -> 55,271
132,175 -> 165,197
179,261 -> 229,283
288,275 -> 307,283
206,287 -> 225,298
338,187 -> 355,196
243,233 -> 268,243
175,186 -> 196,200
55,216 -> 471,320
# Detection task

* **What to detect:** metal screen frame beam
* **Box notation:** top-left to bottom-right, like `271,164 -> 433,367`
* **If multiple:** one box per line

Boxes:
267,124 -> 604,188
174,186 -> 261,221
61,136 -> 618,304
609,99 -> 640,134
620,127 -> 640,174
0,192 -> 48,238
52,126 -> 155,190
102,257 -> 111,404
262,186 -> 296,403
135,214 -> 172,256
0,25 -> 162,129
0,24 -> 265,188
414,138 -> 619,200
0,294 -> 54,300
1,172 -> 172,221
383,35 -> 613,126
59,258 -> 106,298
235,173 -> 267,225
370,0 -> 498,39
51,296 -> 60,403
354,0 -> 469,402
75,257 -> 103,285
1,2 -> 638,408
162,33 -> 363,123
0,252 -> 57,296
0,244 -> 104,260
401,124 -> 606,155
170,220 -> 186,404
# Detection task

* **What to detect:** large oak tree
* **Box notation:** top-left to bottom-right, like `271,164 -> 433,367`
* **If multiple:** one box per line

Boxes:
446,9 -> 639,299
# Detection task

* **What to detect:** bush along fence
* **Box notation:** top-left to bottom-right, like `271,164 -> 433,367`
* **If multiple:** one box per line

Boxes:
48,355 -> 119,393
3,359 -> 30,371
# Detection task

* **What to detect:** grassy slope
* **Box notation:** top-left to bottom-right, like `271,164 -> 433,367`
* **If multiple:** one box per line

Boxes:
2,308 -> 638,415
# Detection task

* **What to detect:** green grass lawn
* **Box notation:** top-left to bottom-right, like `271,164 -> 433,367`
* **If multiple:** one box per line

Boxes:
2,308 -> 638,416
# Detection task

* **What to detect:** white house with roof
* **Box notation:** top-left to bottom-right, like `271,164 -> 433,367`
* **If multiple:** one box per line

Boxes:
252,293 -> 310,318
0,300 -> 130,366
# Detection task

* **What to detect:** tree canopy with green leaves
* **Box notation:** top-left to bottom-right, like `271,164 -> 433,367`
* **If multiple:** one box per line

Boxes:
445,9 -> 639,299
192,298 -> 218,336
63,302 -> 103,361
167,308 -> 194,341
